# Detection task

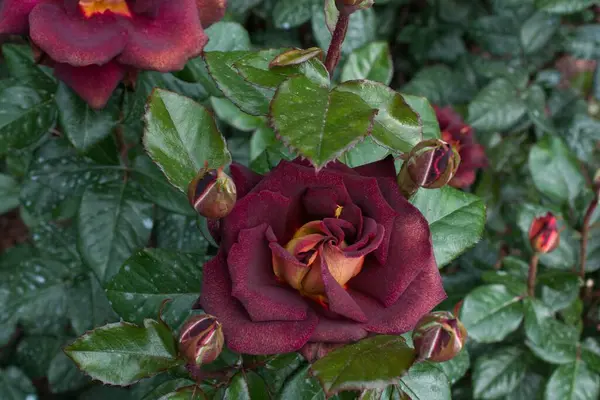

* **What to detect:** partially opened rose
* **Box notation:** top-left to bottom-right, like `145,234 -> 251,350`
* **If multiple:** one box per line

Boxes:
0,0 -> 226,108
196,157 -> 446,355
435,106 -> 487,188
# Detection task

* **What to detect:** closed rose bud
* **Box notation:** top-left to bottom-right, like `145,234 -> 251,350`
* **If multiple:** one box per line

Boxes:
335,0 -> 374,14
529,212 -> 560,254
412,311 -> 467,363
397,139 -> 461,198
188,166 -> 237,219
179,314 -> 224,366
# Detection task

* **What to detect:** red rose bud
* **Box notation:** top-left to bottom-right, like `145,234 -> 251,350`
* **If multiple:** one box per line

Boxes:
335,0 -> 374,14
397,139 -> 460,198
412,311 -> 467,363
188,166 -> 237,219
179,314 -> 224,366
529,212 -> 560,254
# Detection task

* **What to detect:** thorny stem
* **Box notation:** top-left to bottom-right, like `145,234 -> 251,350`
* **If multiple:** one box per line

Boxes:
324,13 -> 350,76
580,192 -> 599,278
528,253 -> 540,297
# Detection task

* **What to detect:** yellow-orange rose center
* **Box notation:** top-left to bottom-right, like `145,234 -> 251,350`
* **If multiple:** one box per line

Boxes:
79,0 -> 132,18
273,220 -> 365,305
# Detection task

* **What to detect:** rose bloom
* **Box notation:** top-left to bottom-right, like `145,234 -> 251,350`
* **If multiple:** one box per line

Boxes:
196,157 -> 446,355
0,0 -> 226,108
435,106 -> 488,188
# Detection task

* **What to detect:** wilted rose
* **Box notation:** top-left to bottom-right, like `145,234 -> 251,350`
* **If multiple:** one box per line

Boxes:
529,212 -> 560,254
0,0 -> 226,108
196,157 -> 446,355
435,106 -> 487,188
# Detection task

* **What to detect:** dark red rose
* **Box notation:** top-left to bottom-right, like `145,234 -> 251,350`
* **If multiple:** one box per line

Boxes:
0,0 -> 226,108
196,157 -> 446,355
435,106 -> 488,188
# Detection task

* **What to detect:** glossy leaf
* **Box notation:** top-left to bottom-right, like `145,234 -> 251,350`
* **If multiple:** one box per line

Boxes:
473,346 -> 530,399
269,75 -> 376,169
341,42 -> 394,85
224,371 -> 269,400
106,249 -> 203,330
210,96 -> 264,132
270,47 -> 324,68
545,361 -> 600,400
0,173 -> 20,214
310,335 -> 416,394
536,0 -> 598,14
155,213 -> 209,254
273,0 -> 315,28
0,367 -> 37,400
468,78 -> 527,133
581,338 -> 600,374
144,89 -> 232,193
459,285 -> 523,343
48,351 -> 90,394
64,319 -> 181,386
399,362 -> 451,400
411,187 -> 486,268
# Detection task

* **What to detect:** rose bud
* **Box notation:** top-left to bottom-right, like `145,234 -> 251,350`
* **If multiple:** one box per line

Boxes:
188,165 -> 237,219
412,311 -> 467,363
397,139 -> 460,198
335,0 -> 374,14
529,212 -> 560,254
179,314 -> 224,366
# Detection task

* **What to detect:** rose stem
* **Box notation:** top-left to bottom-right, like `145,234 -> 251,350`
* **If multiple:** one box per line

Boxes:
527,253 -> 540,297
580,191 -> 599,278
324,13 -> 350,76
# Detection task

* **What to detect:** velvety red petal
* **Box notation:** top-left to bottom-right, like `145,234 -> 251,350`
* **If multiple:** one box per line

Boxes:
356,265 -> 446,334
0,0 -> 39,34
54,61 -> 125,109
343,217 -> 384,256
302,186 -> 363,234
449,169 -> 476,188
348,177 -> 436,306
460,144 -> 488,169
229,162 -> 262,199
199,251 -> 318,355
353,155 -> 397,178
29,3 -> 128,66
119,0 -> 207,71
309,317 -> 368,343
220,190 -> 291,252
196,0 -> 226,27
228,224 -> 310,322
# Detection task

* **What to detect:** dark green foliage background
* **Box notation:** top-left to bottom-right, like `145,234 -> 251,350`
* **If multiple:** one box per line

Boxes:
1,0 -> 600,399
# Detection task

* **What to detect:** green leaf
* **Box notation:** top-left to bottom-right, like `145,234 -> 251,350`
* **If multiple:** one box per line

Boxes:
340,137 -> 391,168
280,365 -> 326,400
143,89 -> 232,193
436,347 -> 470,385
459,285 -> 523,343
106,249 -> 203,330
310,335 -> 416,395
473,346 -> 531,399
581,338 -> 600,374
0,367 -> 37,400
2,44 -> 56,92
545,361 -> 600,400
0,173 -> 20,215
210,96 -> 264,132
256,353 -> 305,395
468,78 -> 527,133
410,187 -> 486,268
399,362 -> 451,400
269,75 -> 376,169
156,213 -> 209,254
68,272 -> 118,335
402,95 -> 441,140
324,0 -> 338,33
523,298 -> 579,364
48,351 -> 90,394
15,336 -> 63,379
138,378 -> 195,400
273,0 -> 315,28
335,81 -> 422,153
520,12 -> 560,54
270,47 -> 324,68
403,65 -> 475,106
56,82 -> 120,152
224,371 -> 269,400
205,22 -> 251,52
341,42 -> 394,85
64,319 -> 181,386
538,271 -> 580,313
77,182 -> 154,283
504,372 -> 545,400
536,0 -> 599,14
0,86 -> 57,155
528,135 -> 584,204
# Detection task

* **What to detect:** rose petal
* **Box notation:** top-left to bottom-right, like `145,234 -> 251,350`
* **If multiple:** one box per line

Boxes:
199,251 -> 318,355
459,143 -> 488,169
196,0 -> 226,27
119,0 -> 207,71
449,169 -> 476,188
0,0 -> 39,34
228,224 -> 310,322
270,240 -> 312,290
220,190 -> 291,252
309,316 -> 368,343
302,186 -> 363,233
29,2 -> 128,66
230,162 -> 262,199
355,265 -> 446,334
353,155 -> 397,178
54,61 -> 126,109
343,217 -> 384,256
